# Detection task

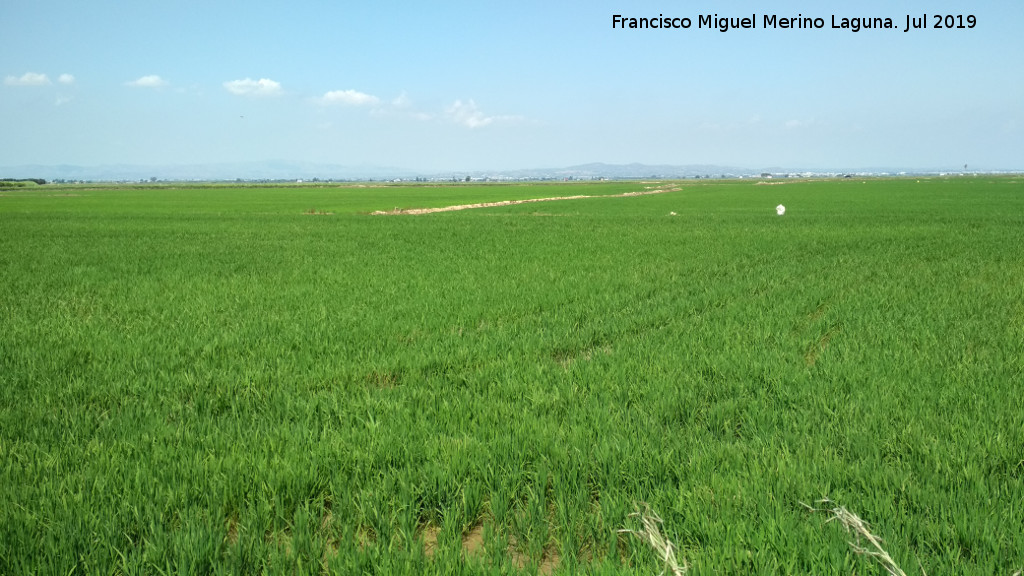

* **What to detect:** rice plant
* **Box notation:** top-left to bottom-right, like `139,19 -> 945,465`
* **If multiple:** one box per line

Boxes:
1,177 -> 1022,574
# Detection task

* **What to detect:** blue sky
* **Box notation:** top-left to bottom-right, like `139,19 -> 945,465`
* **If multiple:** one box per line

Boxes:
2,0 -> 1021,171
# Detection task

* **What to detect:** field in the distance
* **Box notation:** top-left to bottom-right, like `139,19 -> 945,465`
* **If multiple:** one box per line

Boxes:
1,178 -> 1022,574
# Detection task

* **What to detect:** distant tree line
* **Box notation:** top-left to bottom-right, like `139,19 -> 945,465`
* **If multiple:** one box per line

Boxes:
0,178 -> 47,187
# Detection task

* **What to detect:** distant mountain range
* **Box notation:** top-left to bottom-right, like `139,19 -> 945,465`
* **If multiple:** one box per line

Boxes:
479,163 -> 757,180
0,161 -> 1006,182
0,162 -> 419,182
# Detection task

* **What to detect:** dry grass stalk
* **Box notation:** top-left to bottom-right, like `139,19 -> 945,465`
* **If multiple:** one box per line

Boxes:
801,499 -> 907,576
618,503 -> 687,576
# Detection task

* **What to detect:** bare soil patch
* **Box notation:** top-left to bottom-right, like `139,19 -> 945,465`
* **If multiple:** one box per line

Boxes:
421,525 -> 440,558
462,524 -> 486,558
538,546 -> 560,575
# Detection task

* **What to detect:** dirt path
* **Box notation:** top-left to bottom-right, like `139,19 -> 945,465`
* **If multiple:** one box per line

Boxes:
370,185 -> 681,215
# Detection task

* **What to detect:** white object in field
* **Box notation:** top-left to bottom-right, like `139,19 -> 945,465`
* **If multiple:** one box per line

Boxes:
776,204 -> 786,216
669,211 -> 677,216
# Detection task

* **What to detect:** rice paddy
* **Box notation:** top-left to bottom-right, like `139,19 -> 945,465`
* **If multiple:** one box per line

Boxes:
1,177 -> 1022,574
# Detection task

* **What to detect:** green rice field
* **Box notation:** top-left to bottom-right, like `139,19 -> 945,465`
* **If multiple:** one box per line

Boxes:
1,177 -> 1022,574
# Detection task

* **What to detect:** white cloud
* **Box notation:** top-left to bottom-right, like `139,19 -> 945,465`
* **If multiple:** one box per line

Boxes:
318,89 -> 379,106
391,92 -> 411,108
127,75 -> 168,88
224,78 -> 281,97
785,118 -> 815,129
445,99 -> 521,129
446,99 -> 494,128
4,72 -> 51,86
58,74 -> 75,85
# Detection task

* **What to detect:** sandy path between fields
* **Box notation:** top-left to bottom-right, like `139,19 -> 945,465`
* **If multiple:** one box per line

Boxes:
370,185 -> 681,215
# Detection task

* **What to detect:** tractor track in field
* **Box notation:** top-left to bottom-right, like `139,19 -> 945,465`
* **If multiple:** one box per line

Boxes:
370,185 -> 681,215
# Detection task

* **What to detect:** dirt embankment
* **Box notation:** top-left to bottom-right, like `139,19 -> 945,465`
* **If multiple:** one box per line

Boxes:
370,185 -> 681,215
